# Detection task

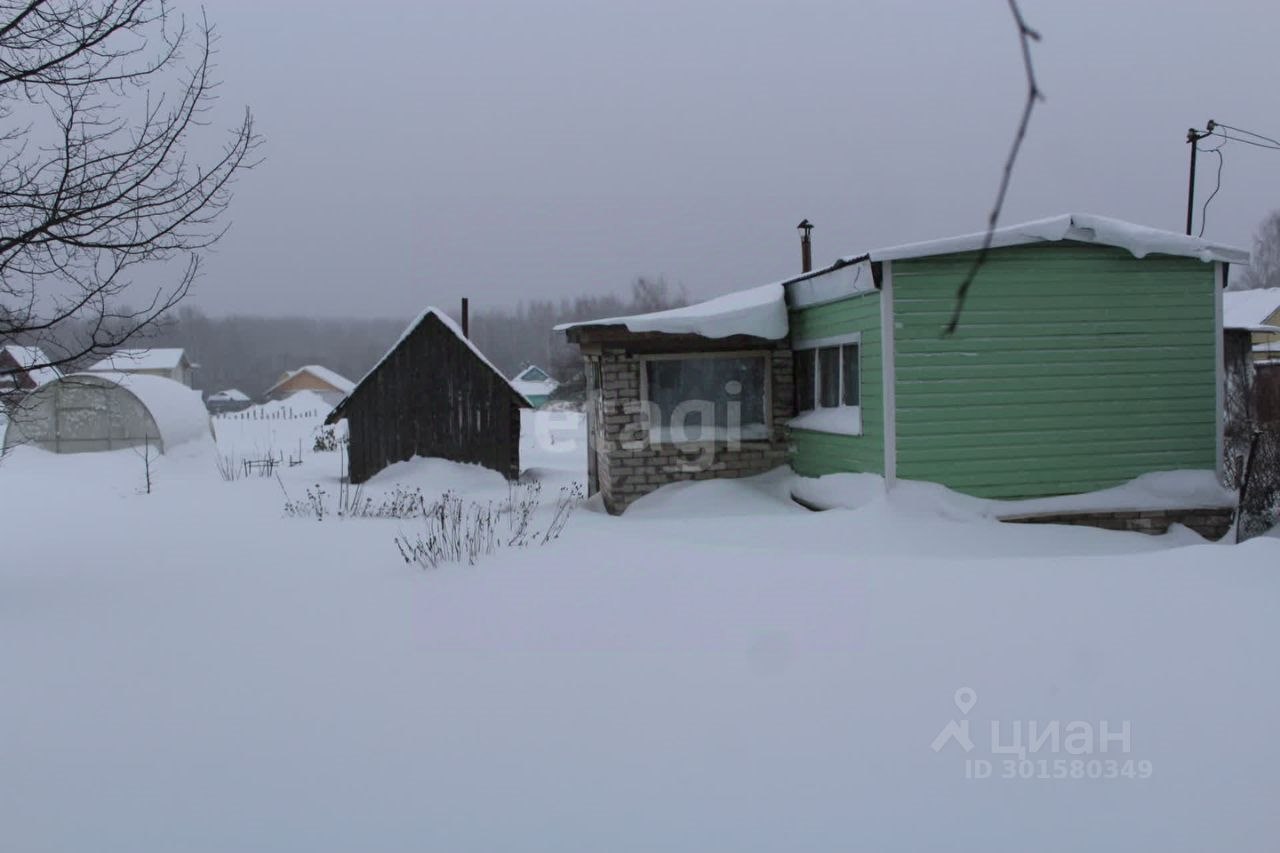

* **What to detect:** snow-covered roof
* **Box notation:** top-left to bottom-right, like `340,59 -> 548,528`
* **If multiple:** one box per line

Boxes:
849,214 -> 1249,266
511,365 -> 558,398
331,308 -> 531,415
208,388 -> 250,402
555,282 -> 789,341
87,348 -> 189,372
2,345 -> 62,387
1224,288 -> 1280,330
264,365 -> 355,397
59,372 -> 211,449
514,365 -> 551,382
512,377 -> 559,398
558,215 -> 1241,342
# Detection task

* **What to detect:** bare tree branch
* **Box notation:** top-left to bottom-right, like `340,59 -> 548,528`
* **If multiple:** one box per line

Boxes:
944,0 -> 1043,335
0,0 -> 260,387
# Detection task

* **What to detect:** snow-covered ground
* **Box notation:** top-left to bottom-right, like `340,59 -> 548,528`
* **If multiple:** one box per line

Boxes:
2,404 -> 1279,852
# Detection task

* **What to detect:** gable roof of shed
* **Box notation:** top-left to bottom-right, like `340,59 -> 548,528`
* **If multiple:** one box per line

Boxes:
1,344 -> 63,387
327,308 -> 531,422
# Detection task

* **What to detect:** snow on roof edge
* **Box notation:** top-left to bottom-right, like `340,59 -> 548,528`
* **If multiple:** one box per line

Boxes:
87,348 -> 188,372
852,213 -> 1248,266
555,282 -> 789,340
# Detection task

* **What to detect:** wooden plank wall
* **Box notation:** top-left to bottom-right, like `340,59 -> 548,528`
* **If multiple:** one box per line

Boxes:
341,313 -> 522,483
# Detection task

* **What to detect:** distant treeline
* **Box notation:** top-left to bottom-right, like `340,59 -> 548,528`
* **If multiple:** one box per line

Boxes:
120,278 -> 688,399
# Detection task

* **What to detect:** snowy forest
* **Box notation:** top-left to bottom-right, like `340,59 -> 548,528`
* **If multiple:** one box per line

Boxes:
122,277 -> 687,399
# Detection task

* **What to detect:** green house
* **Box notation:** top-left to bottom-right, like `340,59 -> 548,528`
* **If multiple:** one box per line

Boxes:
561,215 -> 1247,513
791,214 -> 1247,498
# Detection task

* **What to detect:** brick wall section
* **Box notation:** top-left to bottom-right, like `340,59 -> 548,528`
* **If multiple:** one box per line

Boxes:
1001,508 -> 1234,541
587,345 -> 793,514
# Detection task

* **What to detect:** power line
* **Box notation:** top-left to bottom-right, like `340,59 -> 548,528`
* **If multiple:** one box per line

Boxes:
1186,120 -> 1280,237
1208,130 -> 1280,151
1212,121 -> 1280,148
1197,145 -> 1223,238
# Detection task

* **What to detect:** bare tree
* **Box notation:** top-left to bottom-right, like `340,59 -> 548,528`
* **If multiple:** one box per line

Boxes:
629,276 -> 688,314
1233,210 -> 1280,291
0,0 -> 258,384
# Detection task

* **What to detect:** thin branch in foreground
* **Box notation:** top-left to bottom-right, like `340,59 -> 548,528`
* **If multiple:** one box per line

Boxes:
944,0 -> 1044,335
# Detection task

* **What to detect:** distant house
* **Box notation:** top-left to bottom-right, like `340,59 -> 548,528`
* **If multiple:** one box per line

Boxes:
0,345 -> 63,398
87,348 -> 196,387
325,308 -> 531,483
1223,287 -> 1280,362
510,364 -> 559,407
561,213 -> 1245,536
206,388 -> 253,414
1223,289 -> 1280,427
264,365 -> 354,407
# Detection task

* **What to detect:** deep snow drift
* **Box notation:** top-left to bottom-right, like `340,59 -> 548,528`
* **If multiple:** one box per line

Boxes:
2,406 -> 1278,852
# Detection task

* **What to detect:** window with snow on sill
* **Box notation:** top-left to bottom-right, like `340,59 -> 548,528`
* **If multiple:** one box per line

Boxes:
791,337 -> 862,436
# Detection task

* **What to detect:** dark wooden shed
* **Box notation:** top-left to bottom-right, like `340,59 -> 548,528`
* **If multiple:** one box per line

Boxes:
325,309 -> 530,483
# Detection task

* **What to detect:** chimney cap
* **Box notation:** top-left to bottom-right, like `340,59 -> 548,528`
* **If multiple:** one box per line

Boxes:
797,219 -> 813,232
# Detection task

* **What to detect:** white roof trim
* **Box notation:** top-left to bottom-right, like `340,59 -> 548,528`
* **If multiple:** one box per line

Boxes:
787,260 -> 877,309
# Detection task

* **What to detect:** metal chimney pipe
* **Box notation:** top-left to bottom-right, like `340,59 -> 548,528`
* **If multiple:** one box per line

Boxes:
461,297 -> 470,338
798,219 -> 814,273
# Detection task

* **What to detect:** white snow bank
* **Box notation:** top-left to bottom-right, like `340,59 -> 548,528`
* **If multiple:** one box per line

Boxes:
1224,287 -> 1280,329
250,390 -> 332,416
792,469 -> 1234,520
788,406 -> 863,436
555,282 -> 788,340
8,414 -> 1280,852
624,466 -> 801,517
845,213 -> 1248,266
363,454 -> 511,495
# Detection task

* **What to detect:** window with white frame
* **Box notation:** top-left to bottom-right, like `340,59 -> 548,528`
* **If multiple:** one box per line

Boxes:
791,334 -> 862,435
642,352 -> 769,443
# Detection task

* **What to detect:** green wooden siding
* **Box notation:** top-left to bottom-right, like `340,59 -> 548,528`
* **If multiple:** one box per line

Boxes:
788,291 -> 884,476
892,243 -> 1217,498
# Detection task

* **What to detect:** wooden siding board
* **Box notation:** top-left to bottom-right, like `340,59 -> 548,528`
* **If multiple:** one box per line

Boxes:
891,243 -> 1217,498
788,291 -> 884,477
338,313 -> 522,483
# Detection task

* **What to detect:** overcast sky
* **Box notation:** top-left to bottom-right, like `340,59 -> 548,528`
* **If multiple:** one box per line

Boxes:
192,0 -> 1280,318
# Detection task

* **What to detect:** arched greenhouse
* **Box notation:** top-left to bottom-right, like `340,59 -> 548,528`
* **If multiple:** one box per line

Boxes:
2,372 -> 212,454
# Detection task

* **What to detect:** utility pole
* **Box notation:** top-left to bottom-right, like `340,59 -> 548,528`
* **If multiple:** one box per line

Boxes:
1186,121 -> 1215,236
